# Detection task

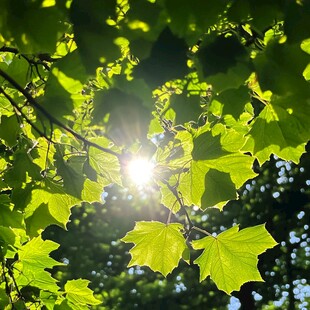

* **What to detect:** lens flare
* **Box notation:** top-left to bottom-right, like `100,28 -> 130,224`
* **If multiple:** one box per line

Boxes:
127,158 -> 154,186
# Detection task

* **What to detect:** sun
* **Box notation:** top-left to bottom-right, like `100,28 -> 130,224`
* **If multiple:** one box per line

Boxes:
127,158 -> 155,186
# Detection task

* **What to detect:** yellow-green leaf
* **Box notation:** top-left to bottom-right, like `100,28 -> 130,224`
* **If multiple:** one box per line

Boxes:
192,224 -> 277,294
65,279 -> 101,306
121,221 -> 187,276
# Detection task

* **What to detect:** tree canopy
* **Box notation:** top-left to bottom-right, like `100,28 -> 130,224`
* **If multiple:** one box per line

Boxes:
0,0 -> 309,309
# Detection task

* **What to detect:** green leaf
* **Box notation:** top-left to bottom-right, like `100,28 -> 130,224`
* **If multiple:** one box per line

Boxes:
191,166 -> 237,210
134,27 -> 188,87
160,181 -> 181,213
19,236 -> 62,269
121,221 -> 187,276
40,291 -> 58,310
0,226 -> 16,247
0,287 -> 9,308
88,137 -> 122,186
16,236 -> 63,293
170,93 -> 203,124
0,195 -> 24,228
0,115 -> 20,147
65,279 -> 101,306
55,152 -> 103,202
212,86 -> 251,119
4,149 -> 42,187
92,88 -> 151,145
192,224 -> 278,294
43,65 -> 85,121
0,55 -> 29,87
184,128 -> 257,209
243,96 -> 310,164
81,179 -> 103,203
5,1 -> 66,53
22,181 -> 80,236
254,41 -> 310,95
197,35 -> 248,78
165,0 -> 229,43
70,0 -> 121,73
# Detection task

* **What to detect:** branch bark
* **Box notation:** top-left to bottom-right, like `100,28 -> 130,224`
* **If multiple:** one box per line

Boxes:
0,68 -> 121,158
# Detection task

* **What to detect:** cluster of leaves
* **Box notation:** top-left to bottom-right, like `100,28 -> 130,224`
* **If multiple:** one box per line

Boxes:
0,0 -> 309,308
44,150 -> 309,309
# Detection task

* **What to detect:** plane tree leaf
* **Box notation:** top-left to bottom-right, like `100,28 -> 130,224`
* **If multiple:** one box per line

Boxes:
184,128 -> 257,209
64,279 -> 101,307
16,236 -> 64,293
121,221 -> 187,276
192,224 -> 278,294
243,96 -> 310,164
20,181 -> 80,236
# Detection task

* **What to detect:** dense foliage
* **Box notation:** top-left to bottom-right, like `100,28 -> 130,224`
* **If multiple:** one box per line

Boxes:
45,151 -> 309,309
0,0 -> 309,309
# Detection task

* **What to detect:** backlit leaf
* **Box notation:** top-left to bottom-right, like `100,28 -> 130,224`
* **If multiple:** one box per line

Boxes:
88,137 -> 122,186
243,96 -> 310,164
122,221 -> 187,276
65,279 -> 101,306
16,236 -> 63,293
192,224 -> 278,294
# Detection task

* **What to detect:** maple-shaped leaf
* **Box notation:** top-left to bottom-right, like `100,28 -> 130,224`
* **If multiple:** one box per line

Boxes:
176,128 -> 257,210
121,221 -> 187,276
23,181 -> 80,236
243,96 -> 310,165
65,279 -> 101,307
16,236 -> 64,293
192,224 -> 277,294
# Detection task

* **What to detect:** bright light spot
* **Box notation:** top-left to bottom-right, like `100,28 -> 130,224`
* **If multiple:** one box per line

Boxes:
127,158 -> 154,186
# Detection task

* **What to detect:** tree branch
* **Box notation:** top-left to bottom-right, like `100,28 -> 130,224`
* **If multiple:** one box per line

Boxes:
0,87 -> 54,143
0,69 -> 121,158
192,226 -> 212,237
163,178 -> 213,237
164,180 -> 194,230
0,46 -> 57,63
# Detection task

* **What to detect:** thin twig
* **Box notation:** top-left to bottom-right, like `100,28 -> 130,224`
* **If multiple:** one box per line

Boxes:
0,69 -> 121,158
0,87 -> 54,143
0,46 -> 57,62
7,263 -> 24,302
2,261 -> 14,307
164,180 -> 194,230
166,209 -> 172,224
192,226 -> 213,237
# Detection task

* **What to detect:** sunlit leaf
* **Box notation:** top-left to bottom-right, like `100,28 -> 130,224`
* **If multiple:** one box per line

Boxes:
122,221 -> 187,276
16,236 -> 63,292
243,97 -> 310,164
65,279 -> 101,306
192,224 -> 278,294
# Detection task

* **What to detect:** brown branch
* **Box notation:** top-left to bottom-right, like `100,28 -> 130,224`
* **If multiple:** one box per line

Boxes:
164,180 -> 194,230
0,69 -> 121,158
2,261 -> 14,307
0,46 -> 19,54
0,46 -> 51,72
163,177 -> 213,237
0,46 -> 57,62
0,87 -> 53,143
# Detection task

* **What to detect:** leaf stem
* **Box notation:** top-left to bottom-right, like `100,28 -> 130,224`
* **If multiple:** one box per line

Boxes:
192,226 -> 213,237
